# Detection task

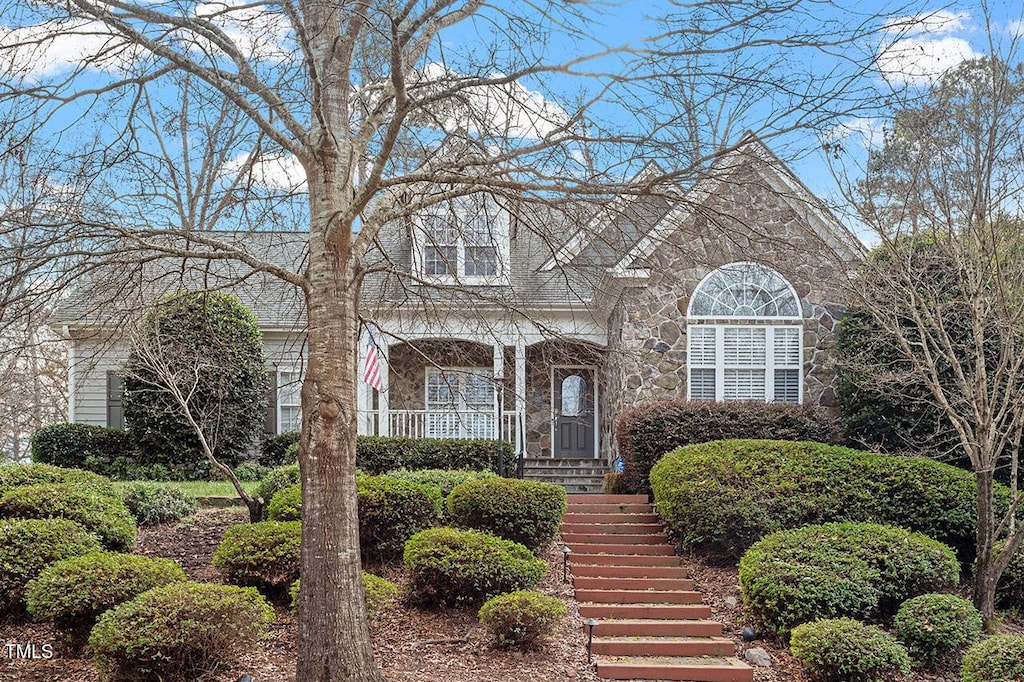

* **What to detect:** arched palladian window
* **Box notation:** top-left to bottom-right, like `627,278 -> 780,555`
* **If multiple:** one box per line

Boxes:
687,262 -> 803,404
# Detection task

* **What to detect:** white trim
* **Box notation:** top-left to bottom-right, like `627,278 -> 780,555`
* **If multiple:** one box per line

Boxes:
377,334 -> 390,436
276,366 -> 303,434
686,324 -> 803,404
514,342 -> 526,456
411,194 -> 512,285
549,364 -> 600,459
687,261 -> 802,321
66,335 -> 76,423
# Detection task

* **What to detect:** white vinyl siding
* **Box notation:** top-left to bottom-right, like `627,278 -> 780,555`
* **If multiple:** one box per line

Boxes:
687,325 -> 802,403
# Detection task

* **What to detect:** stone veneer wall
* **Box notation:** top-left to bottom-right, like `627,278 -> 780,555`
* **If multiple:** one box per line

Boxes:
603,163 -> 855,453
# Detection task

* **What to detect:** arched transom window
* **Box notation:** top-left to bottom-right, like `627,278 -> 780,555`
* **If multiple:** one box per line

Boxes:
687,262 -> 803,404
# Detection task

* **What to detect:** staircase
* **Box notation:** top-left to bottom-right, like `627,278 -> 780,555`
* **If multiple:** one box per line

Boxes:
523,457 -> 607,493
562,494 -> 754,682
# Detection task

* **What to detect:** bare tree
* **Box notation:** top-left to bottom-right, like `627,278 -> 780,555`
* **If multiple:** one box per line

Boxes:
835,54 -> 1024,624
0,0 -> 917,678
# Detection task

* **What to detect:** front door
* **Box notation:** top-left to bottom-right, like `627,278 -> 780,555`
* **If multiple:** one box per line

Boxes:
553,367 -> 595,458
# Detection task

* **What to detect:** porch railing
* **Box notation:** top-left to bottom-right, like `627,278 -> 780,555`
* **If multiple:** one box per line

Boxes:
359,409 -> 515,442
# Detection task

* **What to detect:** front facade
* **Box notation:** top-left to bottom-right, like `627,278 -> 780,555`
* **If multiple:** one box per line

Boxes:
53,135 -> 861,464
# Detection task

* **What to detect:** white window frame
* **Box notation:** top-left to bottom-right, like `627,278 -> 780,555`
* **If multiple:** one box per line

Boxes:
424,366 -> 496,439
412,195 -> 510,285
686,262 -> 803,404
277,367 -> 303,434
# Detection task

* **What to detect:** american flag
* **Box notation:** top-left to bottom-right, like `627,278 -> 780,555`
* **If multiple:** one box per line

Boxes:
362,328 -> 384,392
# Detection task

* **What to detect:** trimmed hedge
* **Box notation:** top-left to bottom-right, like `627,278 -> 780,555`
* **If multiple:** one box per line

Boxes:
89,582 -> 274,682
961,635 -> 1024,682
289,572 -> 398,619
0,482 -> 137,551
650,439 -> 986,563
260,431 -> 300,467
0,462 -> 117,498
120,483 -> 197,526
385,468 -> 499,498
893,593 -> 982,669
30,423 -> 136,474
447,478 -> 566,552
616,400 -> 841,494
357,436 -> 509,474
404,527 -> 547,608
790,618 -> 911,681
0,518 -> 102,613
478,590 -> 567,649
255,463 -> 300,512
739,522 -> 959,637
994,541 -> 1024,609
25,552 -> 187,645
358,475 -> 443,561
212,521 -> 301,589
267,483 -> 301,521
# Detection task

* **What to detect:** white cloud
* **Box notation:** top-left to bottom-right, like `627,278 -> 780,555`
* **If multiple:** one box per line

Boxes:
224,152 -> 306,192
0,20 -> 134,80
825,117 -> 886,149
1008,19 -> 1024,38
877,10 -> 980,85
192,0 -> 293,63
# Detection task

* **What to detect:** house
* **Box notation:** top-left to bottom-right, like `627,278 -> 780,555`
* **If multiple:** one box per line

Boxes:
50,134 -> 861,467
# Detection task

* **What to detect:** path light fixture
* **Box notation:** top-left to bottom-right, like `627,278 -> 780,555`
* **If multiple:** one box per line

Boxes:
585,618 -> 598,662
561,545 -> 571,583
741,626 -> 757,642
237,676 -> 254,682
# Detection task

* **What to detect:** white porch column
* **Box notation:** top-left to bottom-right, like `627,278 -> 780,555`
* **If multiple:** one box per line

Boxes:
356,330 -> 372,435
377,334 -> 390,436
514,341 -> 526,457
492,343 -> 505,441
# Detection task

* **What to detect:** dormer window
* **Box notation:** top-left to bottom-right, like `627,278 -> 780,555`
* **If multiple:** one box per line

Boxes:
415,194 -> 508,283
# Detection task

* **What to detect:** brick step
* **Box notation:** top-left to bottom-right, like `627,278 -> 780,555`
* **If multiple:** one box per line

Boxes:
575,589 -> 703,604
563,512 -> 659,524
561,522 -> 663,535
573,576 -> 695,591
570,564 -> 690,579
590,619 -> 723,638
595,656 -> 754,682
592,636 -> 735,657
571,553 -> 682,567
566,494 -> 648,503
566,543 -> 676,556
563,533 -> 668,545
580,604 -> 713,620
565,503 -> 653,514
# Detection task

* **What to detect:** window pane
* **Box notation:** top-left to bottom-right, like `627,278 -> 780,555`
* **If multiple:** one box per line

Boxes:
280,406 -> 301,433
689,368 -> 716,401
724,369 -> 766,400
426,370 -> 456,407
465,246 -> 498,276
424,216 -> 458,245
561,375 -> 586,416
774,327 -> 801,366
462,371 -> 493,407
724,327 -> 766,366
464,214 -> 491,245
689,263 -> 800,318
424,245 -> 457,276
774,368 -> 800,403
688,326 -> 716,365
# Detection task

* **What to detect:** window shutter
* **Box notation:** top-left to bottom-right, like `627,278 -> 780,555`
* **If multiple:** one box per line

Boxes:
688,326 -> 716,365
773,327 -> 801,366
723,327 -> 766,365
106,371 -> 124,429
264,370 -> 277,436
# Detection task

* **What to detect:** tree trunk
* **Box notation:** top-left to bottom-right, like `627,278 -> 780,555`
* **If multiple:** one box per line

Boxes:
296,214 -> 383,680
974,469 -> 998,625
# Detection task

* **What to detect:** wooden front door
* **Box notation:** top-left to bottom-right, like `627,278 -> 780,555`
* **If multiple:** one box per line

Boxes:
553,367 -> 595,458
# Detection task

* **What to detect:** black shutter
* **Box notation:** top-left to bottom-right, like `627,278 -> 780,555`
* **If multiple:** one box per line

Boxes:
106,371 -> 124,429
264,370 -> 278,435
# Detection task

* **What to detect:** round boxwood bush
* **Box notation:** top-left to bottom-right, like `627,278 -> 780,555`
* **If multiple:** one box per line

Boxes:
478,590 -> 567,649
88,581 -> 274,682
267,483 -> 301,521
212,520 -> 301,589
25,551 -> 187,645
358,475 -> 442,561
0,462 -> 117,498
650,439 -> 986,563
120,482 -> 197,526
790,618 -> 911,681
404,527 -> 548,608
893,593 -> 982,669
447,478 -> 566,552
992,541 -> 1024,610
254,463 -> 299,515
739,522 -> 959,637
961,635 -> 1024,682
0,482 -> 137,551
0,518 -> 102,613
289,571 -> 398,619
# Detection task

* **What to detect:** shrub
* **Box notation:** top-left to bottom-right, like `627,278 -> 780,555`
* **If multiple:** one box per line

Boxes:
478,590 -> 566,649
0,462 -> 117,498
358,475 -> 442,561
385,468 -> 498,498
993,541 -> 1024,609
212,520 -> 301,589
289,572 -> 398,618
30,423 -> 136,473
88,581 -> 274,682
25,552 -> 186,644
789,618 -> 911,682
650,439 -> 986,563
739,522 -> 959,637
357,435 -> 509,474
0,518 -> 102,613
255,463 -> 300,512
447,478 -> 565,552
122,291 -> 270,471
120,482 -> 197,525
404,527 -> 547,608
0,482 -> 137,551
616,400 -> 842,494
284,442 -> 300,463
893,593 -> 982,669
260,431 -> 301,467
267,483 -> 302,521
232,462 -> 271,482
602,472 -> 628,495
961,635 -> 1024,682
